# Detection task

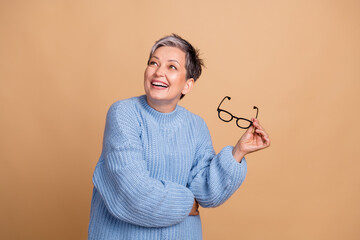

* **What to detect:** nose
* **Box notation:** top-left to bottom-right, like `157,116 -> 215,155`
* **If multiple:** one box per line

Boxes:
154,65 -> 165,77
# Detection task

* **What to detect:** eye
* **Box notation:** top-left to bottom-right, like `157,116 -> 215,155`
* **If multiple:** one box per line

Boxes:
169,65 -> 177,70
149,61 -> 158,66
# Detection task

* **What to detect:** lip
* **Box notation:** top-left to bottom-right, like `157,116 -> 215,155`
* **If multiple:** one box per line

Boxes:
151,80 -> 169,89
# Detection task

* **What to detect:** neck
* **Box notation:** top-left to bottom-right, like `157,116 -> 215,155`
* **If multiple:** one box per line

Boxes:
145,97 -> 178,113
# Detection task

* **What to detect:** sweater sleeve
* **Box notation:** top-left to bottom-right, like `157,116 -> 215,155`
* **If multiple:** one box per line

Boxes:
187,118 -> 247,208
92,102 -> 195,227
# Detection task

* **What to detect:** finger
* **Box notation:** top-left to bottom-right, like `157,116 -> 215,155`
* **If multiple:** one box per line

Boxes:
255,129 -> 270,147
255,128 -> 269,140
256,127 -> 270,141
252,119 -> 265,131
245,121 -> 255,134
255,128 -> 267,138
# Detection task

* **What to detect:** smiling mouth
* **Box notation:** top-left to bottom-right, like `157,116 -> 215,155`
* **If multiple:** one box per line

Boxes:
151,81 -> 169,88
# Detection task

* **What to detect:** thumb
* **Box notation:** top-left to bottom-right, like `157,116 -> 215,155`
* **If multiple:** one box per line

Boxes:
245,119 -> 255,134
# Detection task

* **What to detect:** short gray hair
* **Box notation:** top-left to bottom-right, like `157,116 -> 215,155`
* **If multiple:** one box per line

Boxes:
147,34 -> 204,99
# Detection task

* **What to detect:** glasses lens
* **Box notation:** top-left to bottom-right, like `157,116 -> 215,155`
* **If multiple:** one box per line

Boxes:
236,119 -> 252,129
218,111 -> 233,122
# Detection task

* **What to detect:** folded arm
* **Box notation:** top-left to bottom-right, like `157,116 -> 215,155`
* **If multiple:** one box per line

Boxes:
93,102 -> 194,227
188,119 -> 247,208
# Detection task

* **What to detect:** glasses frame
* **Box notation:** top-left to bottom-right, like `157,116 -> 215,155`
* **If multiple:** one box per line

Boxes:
217,96 -> 259,129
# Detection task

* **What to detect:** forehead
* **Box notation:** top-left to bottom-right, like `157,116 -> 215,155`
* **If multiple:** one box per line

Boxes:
152,46 -> 186,63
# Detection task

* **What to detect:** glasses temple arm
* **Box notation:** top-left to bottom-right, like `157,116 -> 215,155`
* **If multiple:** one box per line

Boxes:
217,96 -> 231,110
253,106 -> 259,119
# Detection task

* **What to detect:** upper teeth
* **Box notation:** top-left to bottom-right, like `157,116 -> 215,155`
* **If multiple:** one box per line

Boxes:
152,82 -> 167,87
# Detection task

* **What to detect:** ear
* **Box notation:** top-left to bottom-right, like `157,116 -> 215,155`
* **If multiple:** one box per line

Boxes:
182,78 -> 194,95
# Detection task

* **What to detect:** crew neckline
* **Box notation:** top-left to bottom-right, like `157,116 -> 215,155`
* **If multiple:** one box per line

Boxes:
139,95 -> 183,125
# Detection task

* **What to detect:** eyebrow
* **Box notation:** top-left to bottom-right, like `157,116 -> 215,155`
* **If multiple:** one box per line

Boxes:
151,56 -> 181,66
168,60 -> 181,66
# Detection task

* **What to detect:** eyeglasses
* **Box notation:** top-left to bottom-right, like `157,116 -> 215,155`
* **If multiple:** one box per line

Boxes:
217,96 -> 259,129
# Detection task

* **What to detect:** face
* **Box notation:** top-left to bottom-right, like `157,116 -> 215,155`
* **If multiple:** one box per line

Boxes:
144,46 -> 194,111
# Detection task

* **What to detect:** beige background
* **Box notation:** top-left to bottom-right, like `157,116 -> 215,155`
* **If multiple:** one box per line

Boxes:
1,0 -> 359,239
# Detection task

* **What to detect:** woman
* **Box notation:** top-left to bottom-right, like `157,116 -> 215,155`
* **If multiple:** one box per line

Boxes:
88,34 -> 270,240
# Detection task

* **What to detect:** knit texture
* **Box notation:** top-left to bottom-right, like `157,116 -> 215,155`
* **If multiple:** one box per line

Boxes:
88,95 -> 247,240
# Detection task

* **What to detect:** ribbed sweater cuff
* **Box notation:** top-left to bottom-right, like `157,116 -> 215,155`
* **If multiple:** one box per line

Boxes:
219,146 -> 247,183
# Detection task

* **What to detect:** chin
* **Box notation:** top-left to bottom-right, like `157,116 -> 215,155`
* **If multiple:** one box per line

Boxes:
145,91 -> 165,101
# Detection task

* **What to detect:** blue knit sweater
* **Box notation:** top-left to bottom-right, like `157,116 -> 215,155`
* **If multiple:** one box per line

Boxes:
88,95 -> 247,240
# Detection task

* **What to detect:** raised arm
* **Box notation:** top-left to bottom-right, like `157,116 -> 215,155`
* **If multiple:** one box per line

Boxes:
92,102 -> 194,227
187,119 -> 247,208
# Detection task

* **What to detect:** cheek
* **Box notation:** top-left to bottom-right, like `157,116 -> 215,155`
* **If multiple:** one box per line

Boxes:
145,65 -> 154,73
172,73 -> 186,84
144,68 -> 150,78
144,70 -> 150,86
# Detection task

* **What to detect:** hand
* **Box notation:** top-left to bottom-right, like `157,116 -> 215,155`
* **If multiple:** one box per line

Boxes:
232,118 -> 270,162
189,200 -> 199,216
